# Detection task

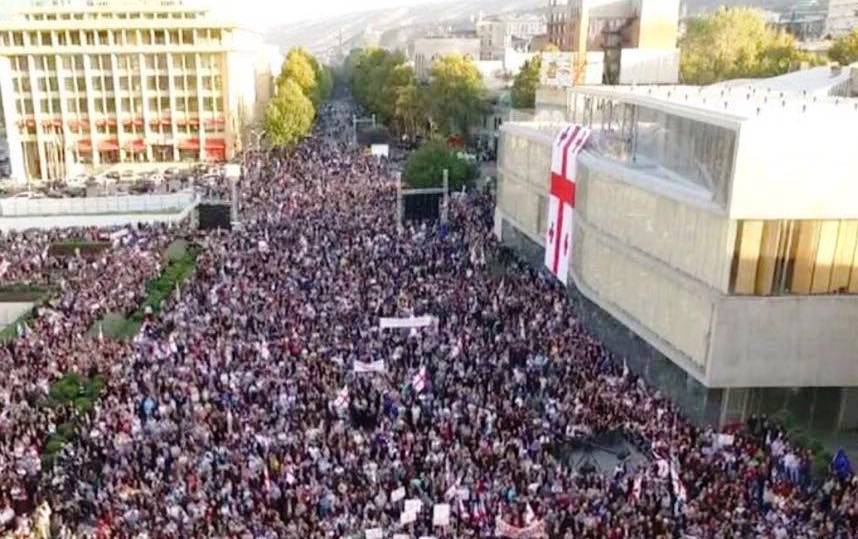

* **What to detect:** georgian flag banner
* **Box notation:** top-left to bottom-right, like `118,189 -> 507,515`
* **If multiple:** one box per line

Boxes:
544,124 -> 591,285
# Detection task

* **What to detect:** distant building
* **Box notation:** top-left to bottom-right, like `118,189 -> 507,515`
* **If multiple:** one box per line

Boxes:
496,80 -> 858,430
412,37 -> 481,81
476,14 -> 547,61
825,0 -> 858,38
545,0 -> 681,85
0,0 -> 277,184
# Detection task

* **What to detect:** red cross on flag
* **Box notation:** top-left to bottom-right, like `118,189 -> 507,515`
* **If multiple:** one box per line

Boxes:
544,124 -> 590,285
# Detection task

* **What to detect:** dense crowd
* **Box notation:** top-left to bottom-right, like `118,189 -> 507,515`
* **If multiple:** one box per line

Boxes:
1,96 -> 857,538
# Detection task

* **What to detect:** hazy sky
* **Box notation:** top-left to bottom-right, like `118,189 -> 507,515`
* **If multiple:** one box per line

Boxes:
0,0 -> 446,28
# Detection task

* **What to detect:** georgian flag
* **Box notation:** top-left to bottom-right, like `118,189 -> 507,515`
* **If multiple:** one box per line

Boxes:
332,386 -> 349,412
544,125 -> 591,285
412,366 -> 428,393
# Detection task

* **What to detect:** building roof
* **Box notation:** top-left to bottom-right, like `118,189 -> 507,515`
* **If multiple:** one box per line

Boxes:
571,79 -> 858,126
711,65 -> 854,97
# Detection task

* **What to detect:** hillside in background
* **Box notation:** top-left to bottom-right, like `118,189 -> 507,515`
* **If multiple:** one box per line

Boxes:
266,0 -> 808,61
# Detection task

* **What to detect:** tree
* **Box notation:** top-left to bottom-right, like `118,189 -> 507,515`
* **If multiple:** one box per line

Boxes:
829,29 -> 858,66
511,55 -> 542,109
403,140 -> 479,191
428,54 -> 488,138
278,48 -> 318,99
264,79 -> 315,147
395,82 -> 431,139
680,8 -> 815,84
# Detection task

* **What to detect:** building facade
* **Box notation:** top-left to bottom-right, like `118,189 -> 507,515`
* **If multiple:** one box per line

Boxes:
0,0 -> 271,183
544,0 -> 680,85
496,83 -> 858,430
476,14 -> 547,61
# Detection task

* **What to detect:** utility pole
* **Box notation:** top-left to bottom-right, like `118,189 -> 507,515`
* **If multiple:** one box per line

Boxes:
441,168 -> 449,225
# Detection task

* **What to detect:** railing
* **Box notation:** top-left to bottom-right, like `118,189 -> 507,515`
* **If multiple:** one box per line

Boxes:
0,192 -> 197,217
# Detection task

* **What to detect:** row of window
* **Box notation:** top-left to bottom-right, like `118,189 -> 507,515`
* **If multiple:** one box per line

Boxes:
1,28 -> 224,49
25,11 -> 204,22
15,95 -> 224,116
9,53 -> 223,74
16,75 -> 223,96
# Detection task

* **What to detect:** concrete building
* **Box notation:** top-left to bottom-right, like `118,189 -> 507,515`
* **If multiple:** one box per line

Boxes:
412,37 -> 481,81
476,14 -> 547,61
825,0 -> 858,38
0,0 -> 275,184
545,0 -> 681,85
496,82 -> 858,430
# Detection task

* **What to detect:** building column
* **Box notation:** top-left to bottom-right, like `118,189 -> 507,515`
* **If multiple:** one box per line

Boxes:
166,51 -> 179,161
0,57 -> 26,184
109,36 -> 124,163
196,53 -> 206,161
56,53 -> 74,176
82,54 -> 99,166
27,54 -> 47,181
139,51 -> 154,162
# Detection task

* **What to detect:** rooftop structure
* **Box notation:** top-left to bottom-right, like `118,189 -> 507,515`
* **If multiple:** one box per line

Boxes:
0,0 -> 274,183
496,79 -> 858,429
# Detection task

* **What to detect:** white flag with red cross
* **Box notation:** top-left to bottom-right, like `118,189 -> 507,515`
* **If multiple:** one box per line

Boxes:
544,124 -> 591,285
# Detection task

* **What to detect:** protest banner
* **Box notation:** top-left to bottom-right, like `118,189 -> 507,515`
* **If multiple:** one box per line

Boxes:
354,359 -> 386,374
432,503 -> 450,526
391,486 -> 406,502
379,316 -> 436,330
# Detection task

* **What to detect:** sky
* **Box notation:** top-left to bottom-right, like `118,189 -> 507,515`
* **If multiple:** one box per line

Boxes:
0,0 -> 446,28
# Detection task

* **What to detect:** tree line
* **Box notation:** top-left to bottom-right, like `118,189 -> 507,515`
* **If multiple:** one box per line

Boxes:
344,49 -> 489,142
264,48 -> 333,147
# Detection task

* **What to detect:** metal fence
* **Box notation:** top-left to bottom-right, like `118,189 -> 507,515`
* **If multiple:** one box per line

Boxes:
0,192 -> 197,217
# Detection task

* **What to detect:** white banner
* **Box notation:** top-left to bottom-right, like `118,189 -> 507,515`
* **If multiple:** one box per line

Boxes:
432,503 -> 451,527
354,360 -> 386,374
379,316 -> 436,330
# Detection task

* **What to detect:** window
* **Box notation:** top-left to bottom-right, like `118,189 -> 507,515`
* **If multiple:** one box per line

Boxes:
142,31 -> 152,45
46,57 -> 56,71
160,97 -> 169,109
78,98 -> 87,112
175,98 -> 186,112
148,97 -> 158,111
38,78 -> 48,92
121,97 -> 131,112
98,31 -> 109,45
57,32 -> 68,46
76,77 -> 85,90
158,76 -> 168,91
62,57 -> 73,70
71,32 -> 81,46
113,31 -> 124,46
154,30 -> 166,45
127,30 -> 138,45
51,98 -> 60,113
145,55 -> 155,69
147,77 -> 157,90
106,100 -> 115,113
49,78 -> 58,92
169,30 -> 179,44
28,32 -> 38,46
104,77 -> 114,91
182,30 -> 193,44
93,78 -> 103,91
41,32 -> 51,46
24,100 -> 33,114
85,31 -> 95,46
120,77 -> 129,91
94,100 -> 104,113
174,75 -> 184,89
731,220 -> 858,296
13,33 -> 23,46
67,98 -> 76,111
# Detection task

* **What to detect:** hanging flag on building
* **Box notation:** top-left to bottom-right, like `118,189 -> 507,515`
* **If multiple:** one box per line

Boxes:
544,124 -> 591,285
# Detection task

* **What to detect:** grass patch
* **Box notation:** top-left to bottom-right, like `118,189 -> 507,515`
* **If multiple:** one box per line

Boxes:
0,283 -> 48,302
48,241 -> 111,258
41,373 -> 106,467
89,240 -> 200,340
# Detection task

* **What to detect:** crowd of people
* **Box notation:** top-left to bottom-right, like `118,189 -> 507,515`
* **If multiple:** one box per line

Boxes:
1,95 -> 857,538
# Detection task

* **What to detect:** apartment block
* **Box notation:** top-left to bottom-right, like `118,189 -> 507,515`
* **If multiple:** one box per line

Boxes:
0,0 -> 271,183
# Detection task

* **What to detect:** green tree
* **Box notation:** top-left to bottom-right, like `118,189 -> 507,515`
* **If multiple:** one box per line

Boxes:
511,55 -> 542,109
395,82 -> 431,139
403,140 -> 479,190
829,29 -> 858,66
680,8 -> 814,84
428,54 -> 488,138
264,79 -> 315,147
278,48 -> 318,98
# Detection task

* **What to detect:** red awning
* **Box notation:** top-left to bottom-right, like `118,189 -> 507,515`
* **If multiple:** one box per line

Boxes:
205,138 -> 226,150
98,139 -> 119,151
77,139 -> 93,152
126,139 -> 146,152
178,138 -> 199,150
